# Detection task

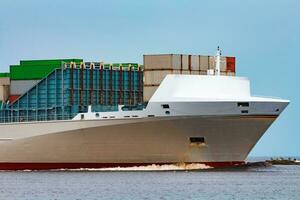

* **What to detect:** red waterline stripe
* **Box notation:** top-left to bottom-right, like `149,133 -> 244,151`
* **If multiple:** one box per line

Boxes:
239,115 -> 278,119
0,162 -> 245,171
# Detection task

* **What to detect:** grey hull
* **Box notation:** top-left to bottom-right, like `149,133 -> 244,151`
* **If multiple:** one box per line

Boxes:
0,115 -> 276,169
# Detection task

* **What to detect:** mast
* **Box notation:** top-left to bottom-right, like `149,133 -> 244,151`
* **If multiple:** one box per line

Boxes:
216,46 -> 221,76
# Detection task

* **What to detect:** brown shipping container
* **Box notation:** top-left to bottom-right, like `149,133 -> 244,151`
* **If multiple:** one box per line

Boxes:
0,86 -> 3,101
173,70 -> 182,75
199,56 -> 210,71
172,55 -> 181,70
221,57 -> 226,71
144,70 -> 184,86
0,77 -> 10,85
0,85 -> 10,102
144,54 -> 182,70
209,56 -> 214,70
191,55 -> 200,71
181,55 -> 189,70
181,70 -> 191,75
144,54 -> 234,73
220,71 -> 236,76
209,56 -> 227,71
200,70 -> 208,75
144,70 -> 173,86
191,70 -> 201,75
144,55 -> 171,70
143,86 -> 158,102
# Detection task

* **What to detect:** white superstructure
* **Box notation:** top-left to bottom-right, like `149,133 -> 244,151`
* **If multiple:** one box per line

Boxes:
72,74 -> 286,121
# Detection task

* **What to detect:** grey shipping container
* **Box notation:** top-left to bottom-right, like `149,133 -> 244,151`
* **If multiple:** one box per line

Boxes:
190,55 -> 200,71
10,80 -> 40,95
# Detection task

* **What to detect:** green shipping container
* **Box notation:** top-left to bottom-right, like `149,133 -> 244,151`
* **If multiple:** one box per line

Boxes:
9,59 -> 141,80
10,65 -> 60,80
0,73 -> 10,78
11,58 -> 83,80
20,59 -> 83,66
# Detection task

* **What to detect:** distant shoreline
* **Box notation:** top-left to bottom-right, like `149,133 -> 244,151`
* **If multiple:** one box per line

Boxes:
265,157 -> 300,165
244,157 -> 300,167
247,156 -> 300,162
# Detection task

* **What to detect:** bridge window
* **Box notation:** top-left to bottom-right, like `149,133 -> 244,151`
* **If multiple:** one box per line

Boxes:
161,104 -> 170,109
237,102 -> 249,107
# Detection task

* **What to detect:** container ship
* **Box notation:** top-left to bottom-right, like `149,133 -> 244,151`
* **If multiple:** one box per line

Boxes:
0,48 -> 289,170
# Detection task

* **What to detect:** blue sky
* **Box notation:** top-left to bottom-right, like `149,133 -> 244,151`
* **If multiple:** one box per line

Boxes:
0,0 -> 299,156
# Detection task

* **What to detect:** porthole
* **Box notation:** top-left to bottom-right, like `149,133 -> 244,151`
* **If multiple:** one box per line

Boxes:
190,137 -> 205,144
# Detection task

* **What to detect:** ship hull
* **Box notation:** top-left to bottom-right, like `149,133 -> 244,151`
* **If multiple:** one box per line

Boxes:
0,115 -> 276,170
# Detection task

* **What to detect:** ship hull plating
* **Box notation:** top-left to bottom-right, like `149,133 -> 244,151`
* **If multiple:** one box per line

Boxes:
0,115 -> 276,170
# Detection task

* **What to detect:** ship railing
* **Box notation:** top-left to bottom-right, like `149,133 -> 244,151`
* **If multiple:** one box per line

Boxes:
0,114 -> 76,123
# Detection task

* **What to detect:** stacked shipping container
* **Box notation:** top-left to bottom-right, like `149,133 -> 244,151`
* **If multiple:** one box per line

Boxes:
0,62 -> 143,123
143,54 -> 236,101
0,73 -> 10,103
9,59 -> 83,103
0,52 -> 236,122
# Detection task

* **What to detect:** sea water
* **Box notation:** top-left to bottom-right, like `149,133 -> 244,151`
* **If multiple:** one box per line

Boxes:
0,163 -> 299,200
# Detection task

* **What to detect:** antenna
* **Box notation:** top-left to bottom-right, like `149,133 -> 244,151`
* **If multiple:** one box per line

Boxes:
215,46 -> 221,76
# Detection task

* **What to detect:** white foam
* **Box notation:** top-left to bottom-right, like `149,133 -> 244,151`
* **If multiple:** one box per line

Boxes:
60,163 -> 212,172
